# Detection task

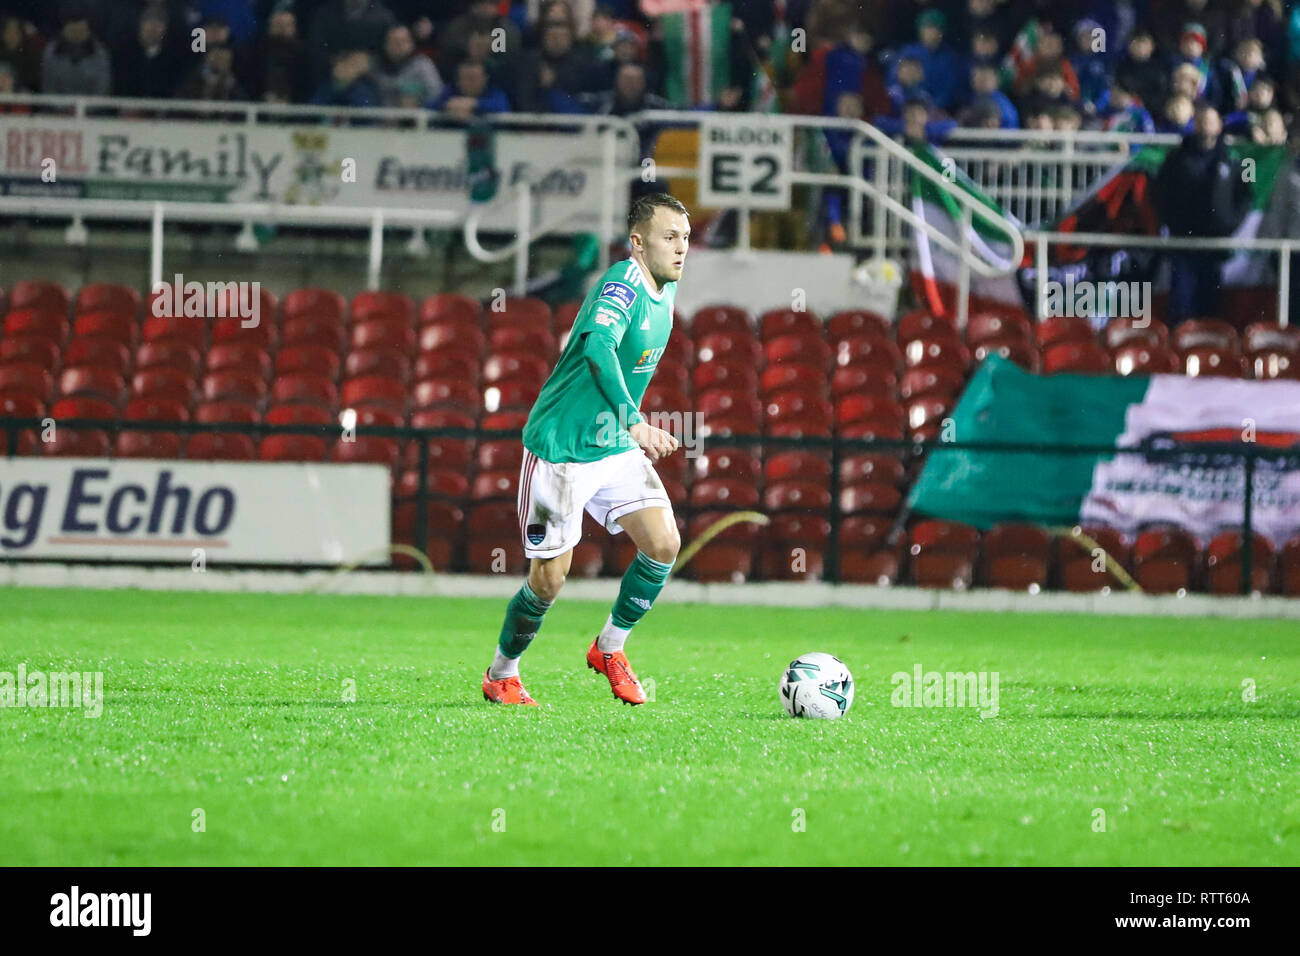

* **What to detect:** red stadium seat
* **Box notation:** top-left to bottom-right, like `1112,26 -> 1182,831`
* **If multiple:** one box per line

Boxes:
76,282 -> 140,317
72,311 -> 135,346
199,369 -> 262,406
484,380 -> 540,412
283,287 -> 346,323
195,400 -> 259,424
837,335 -> 899,374
980,523 -> 1052,590
281,316 -> 346,353
471,469 -> 518,502
1249,350 -> 1300,380
830,364 -> 897,399
344,348 -> 411,384
761,513 -> 829,580
553,301 -> 582,335
131,367 -> 193,405
42,427 -> 110,458
351,290 -> 415,325
1105,317 -> 1169,350
415,349 -> 479,383
905,396 -> 952,440
211,315 -> 276,350
641,384 -> 691,415
839,482 -> 902,515
765,334 -> 831,370
185,433 -> 256,462
0,393 -> 43,455
835,393 -> 904,428
1205,530 -> 1274,595
698,388 -> 762,424
827,309 -> 889,342
413,378 -> 479,413
488,325 -> 556,357
136,341 -> 202,378
896,309 -> 957,346
972,337 -> 1041,372
466,503 -> 527,574
909,519 -> 980,589
206,343 -> 272,380
695,332 -> 763,366
115,431 -> 182,459
685,511 -> 757,583
59,366 -> 125,406
333,434 -> 400,468
1243,321 -> 1300,357
4,309 -> 68,345
765,391 -> 832,431
693,446 -> 761,482
1113,343 -> 1181,375
899,365 -> 965,402
967,311 -> 1032,347
352,317 -> 416,353
64,337 -> 130,375
1181,347 -> 1247,378
482,352 -> 550,388
487,297 -> 551,331
476,439 -> 523,472
760,363 -> 826,397
695,359 -> 759,395
838,417 -> 906,442
391,498 -> 465,570
837,516 -> 901,584
1055,526 -> 1131,592
690,305 -> 753,340
341,376 -> 408,413
1042,341 -> 1111,374
765,450 -> 831,484
1036,315 -> 1096,349
259,434 -> 328,462
480,410 -> 528,432
271,373 -> 337,410
397,467 -> 470,500
763,480 -> 830,514
839,453 -> 905,487
1133,526 -> 1199,593
10,279 -> 70,315
1280,536 -> 1300,597
50,395 -> 115,421
124,396 -> 188,423
420,292 -> 481,327
1173,318 -> 1238,354
141,314 -> 205,349
419,320 -> 485,355
0,336 -> 60,373
275,344 -> 340,381
654,357 -> 690,396
759,308 -> 822,342
904,335 -> 970,371
663,328 -> 695,367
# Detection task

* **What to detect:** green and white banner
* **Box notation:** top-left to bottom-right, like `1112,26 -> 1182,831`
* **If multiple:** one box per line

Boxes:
909,355 -> 1300,543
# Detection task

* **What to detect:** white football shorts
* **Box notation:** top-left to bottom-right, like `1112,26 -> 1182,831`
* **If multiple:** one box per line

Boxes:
517,446 -> 673,559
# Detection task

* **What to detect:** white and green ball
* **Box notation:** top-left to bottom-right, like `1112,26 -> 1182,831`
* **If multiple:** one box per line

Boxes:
779,652 -> 854,719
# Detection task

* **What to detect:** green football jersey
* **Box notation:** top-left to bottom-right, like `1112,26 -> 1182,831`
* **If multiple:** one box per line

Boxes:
522,258 -> 676,463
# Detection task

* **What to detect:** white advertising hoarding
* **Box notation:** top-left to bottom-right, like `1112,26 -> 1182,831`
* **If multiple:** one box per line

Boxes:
0,458 -> 390,564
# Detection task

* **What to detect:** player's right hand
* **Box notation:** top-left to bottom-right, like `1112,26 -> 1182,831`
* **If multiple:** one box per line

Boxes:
629,422 -> 679,461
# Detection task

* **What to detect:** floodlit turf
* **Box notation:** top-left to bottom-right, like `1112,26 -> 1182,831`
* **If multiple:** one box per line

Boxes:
0,585 -> 1296,866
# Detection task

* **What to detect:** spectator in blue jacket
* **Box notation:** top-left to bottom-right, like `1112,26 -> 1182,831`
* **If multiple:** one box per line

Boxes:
964,61 -> 1018,127
886,55 -> 927,119
894,9 -> 962,111
1069,18 -> 1110,117
429,59 -> 511,119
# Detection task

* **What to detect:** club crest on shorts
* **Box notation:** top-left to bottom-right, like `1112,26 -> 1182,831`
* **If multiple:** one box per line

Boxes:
526,523 -> 546,546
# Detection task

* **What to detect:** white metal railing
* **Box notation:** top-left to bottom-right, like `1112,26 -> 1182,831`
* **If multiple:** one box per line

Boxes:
1027,229 -> 1296,327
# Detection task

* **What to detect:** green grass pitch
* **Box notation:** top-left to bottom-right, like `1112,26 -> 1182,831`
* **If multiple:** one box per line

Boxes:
0,585 -> 1296,866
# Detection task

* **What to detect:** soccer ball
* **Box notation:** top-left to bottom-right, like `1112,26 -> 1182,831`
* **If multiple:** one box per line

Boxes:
778,653 -> 854,719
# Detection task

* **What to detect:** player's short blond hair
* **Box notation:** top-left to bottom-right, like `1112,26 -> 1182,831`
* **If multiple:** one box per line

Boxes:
628,193 -> 688,235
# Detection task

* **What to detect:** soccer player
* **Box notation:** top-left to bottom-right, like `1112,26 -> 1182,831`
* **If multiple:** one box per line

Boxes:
482,194 -> 689,705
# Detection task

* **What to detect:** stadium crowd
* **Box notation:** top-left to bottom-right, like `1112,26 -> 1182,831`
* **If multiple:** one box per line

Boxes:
0,0 -> 1295,138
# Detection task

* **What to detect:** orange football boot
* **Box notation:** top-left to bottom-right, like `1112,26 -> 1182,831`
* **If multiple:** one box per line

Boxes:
482,669 -> 538,705
586,640 -> 647,705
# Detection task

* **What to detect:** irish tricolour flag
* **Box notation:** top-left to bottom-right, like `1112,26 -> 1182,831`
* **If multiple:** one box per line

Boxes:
908,143 -> 1026,320
909,355 -> 1300,544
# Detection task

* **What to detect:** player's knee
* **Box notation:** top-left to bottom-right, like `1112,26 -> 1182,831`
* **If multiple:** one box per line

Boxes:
529,560 -> 566,603
643,525 -> 680,566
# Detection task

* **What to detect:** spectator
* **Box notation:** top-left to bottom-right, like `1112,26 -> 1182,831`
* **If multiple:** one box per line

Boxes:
1050,102 -> 1081,131
900,96 -> 958,145
895,9 -> 962,111
963,61 -> 1018,127
1011,25 -> 1079,102
257,4 -> 310,103
374,24 -> 442,107
1225,73 -> 1278,134
1172,23 -> 1219,104
1159,0 -> 1230,60
582,25 -> 643,93
1019,60 -> 1078,119
309,0 -> 396,83
1226,0 -> 1287,67
1116,27 -> 1167,119
438,0 -> 521,76
1155,103 -> 1253,322
199,1 -> 258,48
429,59 -> 511,119
309,48 -> 380,107
176,43 -> 248,100
886,54 -> 927,119
1157,90 -> 1195,133
0,16 -> 44,92
1069,18 -> 1109,116
514,15 -> 590,112
959,0 -> 1011,52
1101,78 -> 1156,133
0,61 -> 30,111
1170,61 -> 1206,104
41,2 -> 112,96
579,61 -> 669,115
114,9 -> 182,99
823,24 -> 890,123
1215,36 -> 1266,115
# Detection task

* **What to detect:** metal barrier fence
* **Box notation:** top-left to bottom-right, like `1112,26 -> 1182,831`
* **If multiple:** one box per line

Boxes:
1,416 -> 1290,596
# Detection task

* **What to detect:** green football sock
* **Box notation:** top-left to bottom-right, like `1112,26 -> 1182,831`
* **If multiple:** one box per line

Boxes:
610,550 -> 674,630
496,582 -> 552,660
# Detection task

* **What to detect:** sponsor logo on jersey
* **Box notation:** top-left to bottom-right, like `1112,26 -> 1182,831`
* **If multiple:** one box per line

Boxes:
600,281 -> 637,310
593,306 -> 623,327
526,523 -> 546,546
